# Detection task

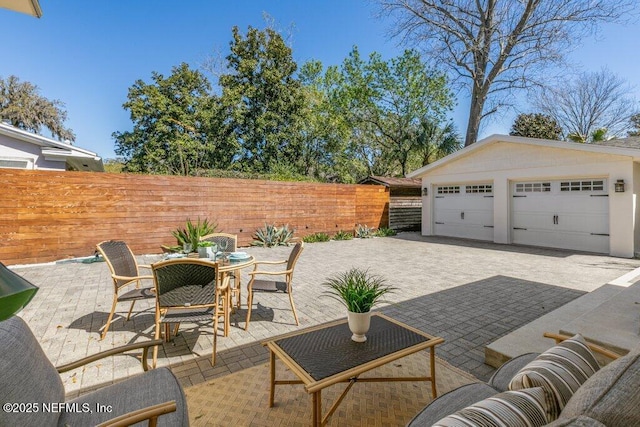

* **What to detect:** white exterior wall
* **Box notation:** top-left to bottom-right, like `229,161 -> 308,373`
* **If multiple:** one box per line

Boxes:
419,141 -> 637,258
634,163 -> 640,256
0,134 -> 66,170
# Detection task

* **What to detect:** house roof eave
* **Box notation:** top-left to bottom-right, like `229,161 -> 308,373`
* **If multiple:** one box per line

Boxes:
407,134 -> 640,179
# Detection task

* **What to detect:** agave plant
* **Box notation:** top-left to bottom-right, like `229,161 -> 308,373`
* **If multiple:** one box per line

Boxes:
171,218 -> 217,252
251,223 -> 295,247
355,224 -> 374,238
322,268 -> 395,313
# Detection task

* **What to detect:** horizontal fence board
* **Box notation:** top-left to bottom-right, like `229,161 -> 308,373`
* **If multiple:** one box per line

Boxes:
0,170 -> 388,265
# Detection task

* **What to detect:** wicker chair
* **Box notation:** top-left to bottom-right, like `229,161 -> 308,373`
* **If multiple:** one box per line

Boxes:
96,240 -> 155,340
151,258 -> 230,367
245,241 -> 304,331
200,233 -> 242,309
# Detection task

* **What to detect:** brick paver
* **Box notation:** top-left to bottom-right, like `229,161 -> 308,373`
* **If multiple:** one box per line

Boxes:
11,233 -> 640,395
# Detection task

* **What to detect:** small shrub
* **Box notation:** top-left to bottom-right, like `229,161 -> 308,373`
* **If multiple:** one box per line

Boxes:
252,223 -> 295,247
354,224 -> 374,238
333,230 -> 353,240
303,232 -> 331,243
375,227 -> 397,237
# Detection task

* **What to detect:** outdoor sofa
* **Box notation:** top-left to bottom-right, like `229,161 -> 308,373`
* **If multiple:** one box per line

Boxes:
408,333 -> 640,426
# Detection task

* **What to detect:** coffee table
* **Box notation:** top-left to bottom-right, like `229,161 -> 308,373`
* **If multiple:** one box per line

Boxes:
263,313 -> 444,426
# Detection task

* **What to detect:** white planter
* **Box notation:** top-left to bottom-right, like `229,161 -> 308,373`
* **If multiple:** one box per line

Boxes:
347,311 -> 371,342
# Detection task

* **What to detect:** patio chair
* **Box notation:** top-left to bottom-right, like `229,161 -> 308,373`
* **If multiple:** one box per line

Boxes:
200,232 -> 242,309
0,315 -> 188,426
151,258 -> 230,367
245,241 -> 304,331
96,240 -> 155,340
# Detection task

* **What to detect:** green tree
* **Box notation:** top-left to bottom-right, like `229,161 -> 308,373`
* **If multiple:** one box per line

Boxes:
0,75 -> 75,141
510,113 -> 562,140
414,119 -> 461,167
219,25 -> 305,173
298,61 -> 352,181
331,47 -> 455,177
567,128 -> 609,143
113,63 -> 232,175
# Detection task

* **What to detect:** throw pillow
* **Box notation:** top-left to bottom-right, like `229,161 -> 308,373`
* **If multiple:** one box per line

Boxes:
509,334 -> 600,420
432,387 -> 549,427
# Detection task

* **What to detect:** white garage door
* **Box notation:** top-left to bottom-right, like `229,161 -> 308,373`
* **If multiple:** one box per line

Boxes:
433,183 -> 494,241
511,179 -> 609,253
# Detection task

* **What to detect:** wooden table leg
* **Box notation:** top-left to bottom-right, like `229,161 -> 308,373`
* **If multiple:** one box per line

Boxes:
269,351 -> 276,407
430,347 -> 438,398
312,391 -> 321,427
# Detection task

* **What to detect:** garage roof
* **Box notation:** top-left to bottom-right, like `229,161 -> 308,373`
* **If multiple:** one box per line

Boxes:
407,134 -> 640,179
359,175 -> 421,188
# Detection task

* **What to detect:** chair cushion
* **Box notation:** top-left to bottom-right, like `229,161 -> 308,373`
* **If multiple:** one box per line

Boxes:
406,382 -> 499,426
251,279 -> 288,292
432,387 -> 549,427
509,334 -> 600,420
488,352 -> 540,392
0,316 -> 65,427
557,342 -> 640,426
58,367 -> 189,426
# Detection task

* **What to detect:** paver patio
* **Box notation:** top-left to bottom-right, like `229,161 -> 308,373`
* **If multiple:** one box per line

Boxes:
11,232 -> 640,396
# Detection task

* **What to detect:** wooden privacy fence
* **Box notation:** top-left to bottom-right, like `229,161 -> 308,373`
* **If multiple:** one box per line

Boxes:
0,169 -> 389,265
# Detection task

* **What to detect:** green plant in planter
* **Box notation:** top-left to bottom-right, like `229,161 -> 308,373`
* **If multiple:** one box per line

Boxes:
322,268 -> 395,313
171,218 -> 217,252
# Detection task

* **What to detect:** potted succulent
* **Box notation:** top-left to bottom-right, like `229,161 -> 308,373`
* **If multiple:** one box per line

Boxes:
323,268 -> 395,342
197,240 -> 217,258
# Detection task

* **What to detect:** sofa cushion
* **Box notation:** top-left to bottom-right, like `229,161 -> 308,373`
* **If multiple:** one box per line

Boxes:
488,352 -> 539,392
406,382 -> 499,426
509,334 -> 599,420
0,316 -> 65,427
58,367 -> 189,426
557,342 -> 640,426
432,387 -> 549,427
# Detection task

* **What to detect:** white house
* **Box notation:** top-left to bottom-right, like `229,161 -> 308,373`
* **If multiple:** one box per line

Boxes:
0,122 -> 104,172
407,134 -> 640,258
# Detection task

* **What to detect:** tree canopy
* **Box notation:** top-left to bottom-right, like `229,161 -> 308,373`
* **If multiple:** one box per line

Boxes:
113,26 -> 460,181
378,0 -> 635,146
510,113 -> 562,140
535,69 -> 638,143
219,25 -> 306,174
113,63 -> 222,175
0,75 -> 75,141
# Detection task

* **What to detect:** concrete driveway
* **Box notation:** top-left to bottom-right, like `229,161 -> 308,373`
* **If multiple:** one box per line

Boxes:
12,232 -> 640,394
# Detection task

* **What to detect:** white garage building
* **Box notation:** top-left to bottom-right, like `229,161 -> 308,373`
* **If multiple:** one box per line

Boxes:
407,134 -> 640,258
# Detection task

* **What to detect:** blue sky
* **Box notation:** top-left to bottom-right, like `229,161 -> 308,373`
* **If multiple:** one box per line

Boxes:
1,1 -> 639,160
